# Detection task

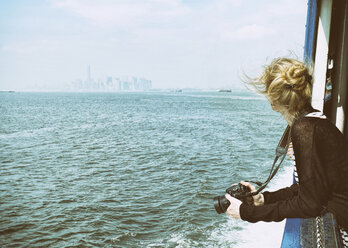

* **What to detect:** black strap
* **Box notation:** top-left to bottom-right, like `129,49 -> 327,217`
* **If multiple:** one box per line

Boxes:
245,108 -> 315,195
248,125 -> 291,196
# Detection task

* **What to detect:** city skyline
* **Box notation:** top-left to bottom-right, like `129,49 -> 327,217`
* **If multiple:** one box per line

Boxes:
0,0 -> 307,91
70,65 -> 152,92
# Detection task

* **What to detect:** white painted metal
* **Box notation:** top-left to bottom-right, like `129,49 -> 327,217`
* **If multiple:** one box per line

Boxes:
336,95 -> 345,132
334,2 -> 348,133
311,0 -> 333,112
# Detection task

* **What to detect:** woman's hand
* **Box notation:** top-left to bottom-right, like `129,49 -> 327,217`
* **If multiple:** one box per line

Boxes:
240,181 -> 264,206
225,194 -> 242,219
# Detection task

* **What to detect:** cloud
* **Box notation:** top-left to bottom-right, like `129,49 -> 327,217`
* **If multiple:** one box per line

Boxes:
49,0 -> 303,44
214,0 -> 305,42
1,39 -> 60,54
227,24 -> 276,41
51,0 -> 191,28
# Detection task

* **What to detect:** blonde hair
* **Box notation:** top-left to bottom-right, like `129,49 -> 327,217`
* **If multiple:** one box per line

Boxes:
248,58 -> 313,114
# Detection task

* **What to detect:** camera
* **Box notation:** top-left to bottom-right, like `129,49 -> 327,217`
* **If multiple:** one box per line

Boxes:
213,183 -> 250,214
213,126 -> 291,214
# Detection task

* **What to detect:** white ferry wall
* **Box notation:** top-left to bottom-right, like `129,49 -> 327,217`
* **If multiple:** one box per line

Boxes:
309,0 -> 348,135
326,0 -> 348,135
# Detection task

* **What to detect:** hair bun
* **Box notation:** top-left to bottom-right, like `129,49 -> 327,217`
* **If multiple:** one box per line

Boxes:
284,64 -> 309,91
285,83 -> 294,89
289,65 -> 306,78
246,57 -> 313,114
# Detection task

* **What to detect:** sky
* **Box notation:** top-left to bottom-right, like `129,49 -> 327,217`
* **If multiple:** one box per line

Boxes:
0,0 -> 308,91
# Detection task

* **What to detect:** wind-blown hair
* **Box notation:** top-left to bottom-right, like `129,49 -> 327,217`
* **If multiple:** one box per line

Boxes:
247,58 -> 313,114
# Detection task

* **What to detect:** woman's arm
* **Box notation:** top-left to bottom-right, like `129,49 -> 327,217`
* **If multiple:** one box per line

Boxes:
239,178 -> 325,222
238,118 -> 330,223
262,183 -> 299,204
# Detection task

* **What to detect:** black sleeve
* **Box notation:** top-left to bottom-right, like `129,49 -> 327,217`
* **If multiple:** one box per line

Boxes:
240,118 -> 330,223
263,183 -> 299,204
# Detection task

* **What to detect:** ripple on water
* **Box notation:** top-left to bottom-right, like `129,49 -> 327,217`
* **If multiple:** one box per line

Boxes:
0,92 -> 286,247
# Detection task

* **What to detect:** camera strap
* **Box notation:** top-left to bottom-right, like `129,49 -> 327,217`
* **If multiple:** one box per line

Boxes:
249,125 -> 291,196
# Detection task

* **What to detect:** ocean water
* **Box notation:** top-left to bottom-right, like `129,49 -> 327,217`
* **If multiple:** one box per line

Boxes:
0,91 -> 293,247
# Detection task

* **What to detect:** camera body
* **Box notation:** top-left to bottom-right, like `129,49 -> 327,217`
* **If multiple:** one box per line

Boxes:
213,183 -> 250,214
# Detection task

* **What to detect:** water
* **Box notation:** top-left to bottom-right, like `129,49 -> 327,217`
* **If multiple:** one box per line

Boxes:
0,91 -> 293,247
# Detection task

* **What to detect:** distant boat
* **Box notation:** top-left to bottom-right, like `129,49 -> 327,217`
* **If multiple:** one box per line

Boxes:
0,91 -> 15,93
218,89 -> 231,92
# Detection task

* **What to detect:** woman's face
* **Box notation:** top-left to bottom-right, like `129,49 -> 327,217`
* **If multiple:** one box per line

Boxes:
268,98 -> 288,114
269,101 -> 294,125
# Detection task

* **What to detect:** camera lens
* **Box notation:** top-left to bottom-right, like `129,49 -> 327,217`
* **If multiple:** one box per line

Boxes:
213,195 -> 230,214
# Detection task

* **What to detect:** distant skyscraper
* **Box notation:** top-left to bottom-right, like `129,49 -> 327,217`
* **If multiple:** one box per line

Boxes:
71,66 -> 151,91
87,65 -> 91,82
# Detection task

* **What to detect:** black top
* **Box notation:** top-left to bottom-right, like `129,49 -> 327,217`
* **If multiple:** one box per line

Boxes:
240,111 -> 348,230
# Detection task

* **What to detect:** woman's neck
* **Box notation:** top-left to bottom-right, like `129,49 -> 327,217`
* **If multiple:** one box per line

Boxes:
283,105 -> 315,126
282,111 -> 296,125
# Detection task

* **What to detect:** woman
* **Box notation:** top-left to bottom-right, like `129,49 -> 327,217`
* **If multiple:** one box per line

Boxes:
225,58 -> 348,232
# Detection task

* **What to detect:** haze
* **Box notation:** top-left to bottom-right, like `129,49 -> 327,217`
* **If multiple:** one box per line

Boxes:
0,0 -> 307,91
